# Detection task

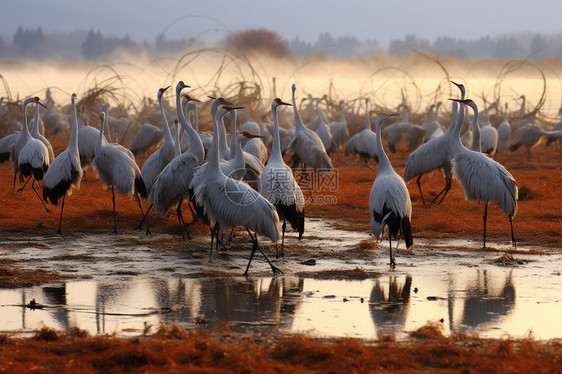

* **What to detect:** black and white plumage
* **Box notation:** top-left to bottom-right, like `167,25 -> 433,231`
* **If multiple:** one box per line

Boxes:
0,132 -> 20,163
403,81 -> 466,206
11,97 -> 46,187
141,85 -> 178,195
496,103 -> 511,153
148,94 -> 204,237
260,98 -> 305,257
92,113 -> 147,233
16,98 -> 50,182
345,98 -> 378,168
450,99 -> 518,249
287,84 -> 332,171
190,98 -> 282,276
43,93 -> 84,233
369,113 -> 413,267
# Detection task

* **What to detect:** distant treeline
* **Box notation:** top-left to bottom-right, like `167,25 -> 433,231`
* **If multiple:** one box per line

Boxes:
0,26 -> 561,60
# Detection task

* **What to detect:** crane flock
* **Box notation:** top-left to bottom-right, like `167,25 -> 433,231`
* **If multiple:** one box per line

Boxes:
4,76 -> 553,275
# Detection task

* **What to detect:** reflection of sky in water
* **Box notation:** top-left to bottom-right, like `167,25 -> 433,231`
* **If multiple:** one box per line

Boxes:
1,265 -> 561,340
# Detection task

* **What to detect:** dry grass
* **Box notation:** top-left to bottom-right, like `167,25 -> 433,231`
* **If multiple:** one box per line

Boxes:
0,324 -> 560,373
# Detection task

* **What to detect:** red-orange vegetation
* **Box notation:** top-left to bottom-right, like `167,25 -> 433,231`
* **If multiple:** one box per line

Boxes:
0,324 -> 560,373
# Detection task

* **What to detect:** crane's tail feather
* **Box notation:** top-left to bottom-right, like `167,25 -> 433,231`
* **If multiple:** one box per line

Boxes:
401,216 -> 413,248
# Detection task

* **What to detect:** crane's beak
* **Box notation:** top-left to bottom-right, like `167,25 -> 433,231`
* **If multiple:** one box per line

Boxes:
161,85 -> 171,92
278,100 -> 292,106
208,96 -> 233,106
184,95 -> 201,103
451,81 -> 463,89
224,106 -> 245,111
242,131 -> 263,139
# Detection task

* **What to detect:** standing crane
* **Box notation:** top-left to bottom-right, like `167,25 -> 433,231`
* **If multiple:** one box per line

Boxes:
260,98 -> 305,257
42,94 -> 84,233
450,99 -> 518,249
190,98 -> 282,276
369,113 -> 413,267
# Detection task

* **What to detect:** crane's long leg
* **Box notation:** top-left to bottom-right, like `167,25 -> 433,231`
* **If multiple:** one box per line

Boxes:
187,202 -> 199,223
209,225 -> 216,261
509,216 -> 516,249
434,174 -> 452,205
416,174 -> 426,206
136,204 -> 152,231
16,175 -> 33,193
58,194 -> 66,234
279,220 -> 287,258
135,194 -> 145,216
244,228 -> 283,276
31,179 -> 51,213
389,235 -> 395,268
112,186 -> 117,234
176,201 -> 191,241
482,201 -> 488,249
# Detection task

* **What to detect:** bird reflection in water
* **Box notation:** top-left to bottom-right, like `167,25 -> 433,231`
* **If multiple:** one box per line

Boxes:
369,275 -> 412,336
456,270 -> 516,333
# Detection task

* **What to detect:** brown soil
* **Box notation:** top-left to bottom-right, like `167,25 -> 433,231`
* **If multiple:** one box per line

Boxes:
0,138 -> 561,372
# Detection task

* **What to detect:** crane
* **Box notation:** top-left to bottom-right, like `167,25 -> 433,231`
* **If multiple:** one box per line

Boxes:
42,93 -> 84,233
370,113 -> 413,267
260,98 -> 305,257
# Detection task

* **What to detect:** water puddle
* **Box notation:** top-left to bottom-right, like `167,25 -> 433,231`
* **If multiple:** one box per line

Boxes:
1,264 -> 561,340
0,219 -> 560,340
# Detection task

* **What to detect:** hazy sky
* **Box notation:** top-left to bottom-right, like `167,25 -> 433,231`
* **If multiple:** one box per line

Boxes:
3,0 -> 561,45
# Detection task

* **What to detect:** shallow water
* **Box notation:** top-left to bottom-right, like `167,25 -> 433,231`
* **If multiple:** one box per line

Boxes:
0,219 -> 561,340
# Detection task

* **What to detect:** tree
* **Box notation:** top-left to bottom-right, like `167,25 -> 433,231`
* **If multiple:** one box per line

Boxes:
223,28 -> 289,57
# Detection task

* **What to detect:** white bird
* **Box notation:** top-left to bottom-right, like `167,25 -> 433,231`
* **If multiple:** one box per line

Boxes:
450,99 -> 518,249
227,107 -> 264,190
141,85 -> 178,195
16,98 -> 51,211
43,93 -> 84,233
287,84 -> 332,172
327,100 -> 349,154
496,103 -> 511,153
313,97 -> 335,155
30,101 -> 54,163
11,97 -> 45,188
403,81 -> 466,206
480,118 -> 498,156
260,98 -> 305,257
146,95 -> 204,238
190,98 -> 282,276
345,98 -> 379,168
130,123 -> 163,159
369,113 -> 413,267
92,113 -> 147,233
78,114 -> 108,169
509,124 -> 562,153
242,134 -> 268,165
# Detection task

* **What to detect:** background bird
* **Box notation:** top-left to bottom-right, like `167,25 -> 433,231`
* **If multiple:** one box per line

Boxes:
92,112 -> 147,233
